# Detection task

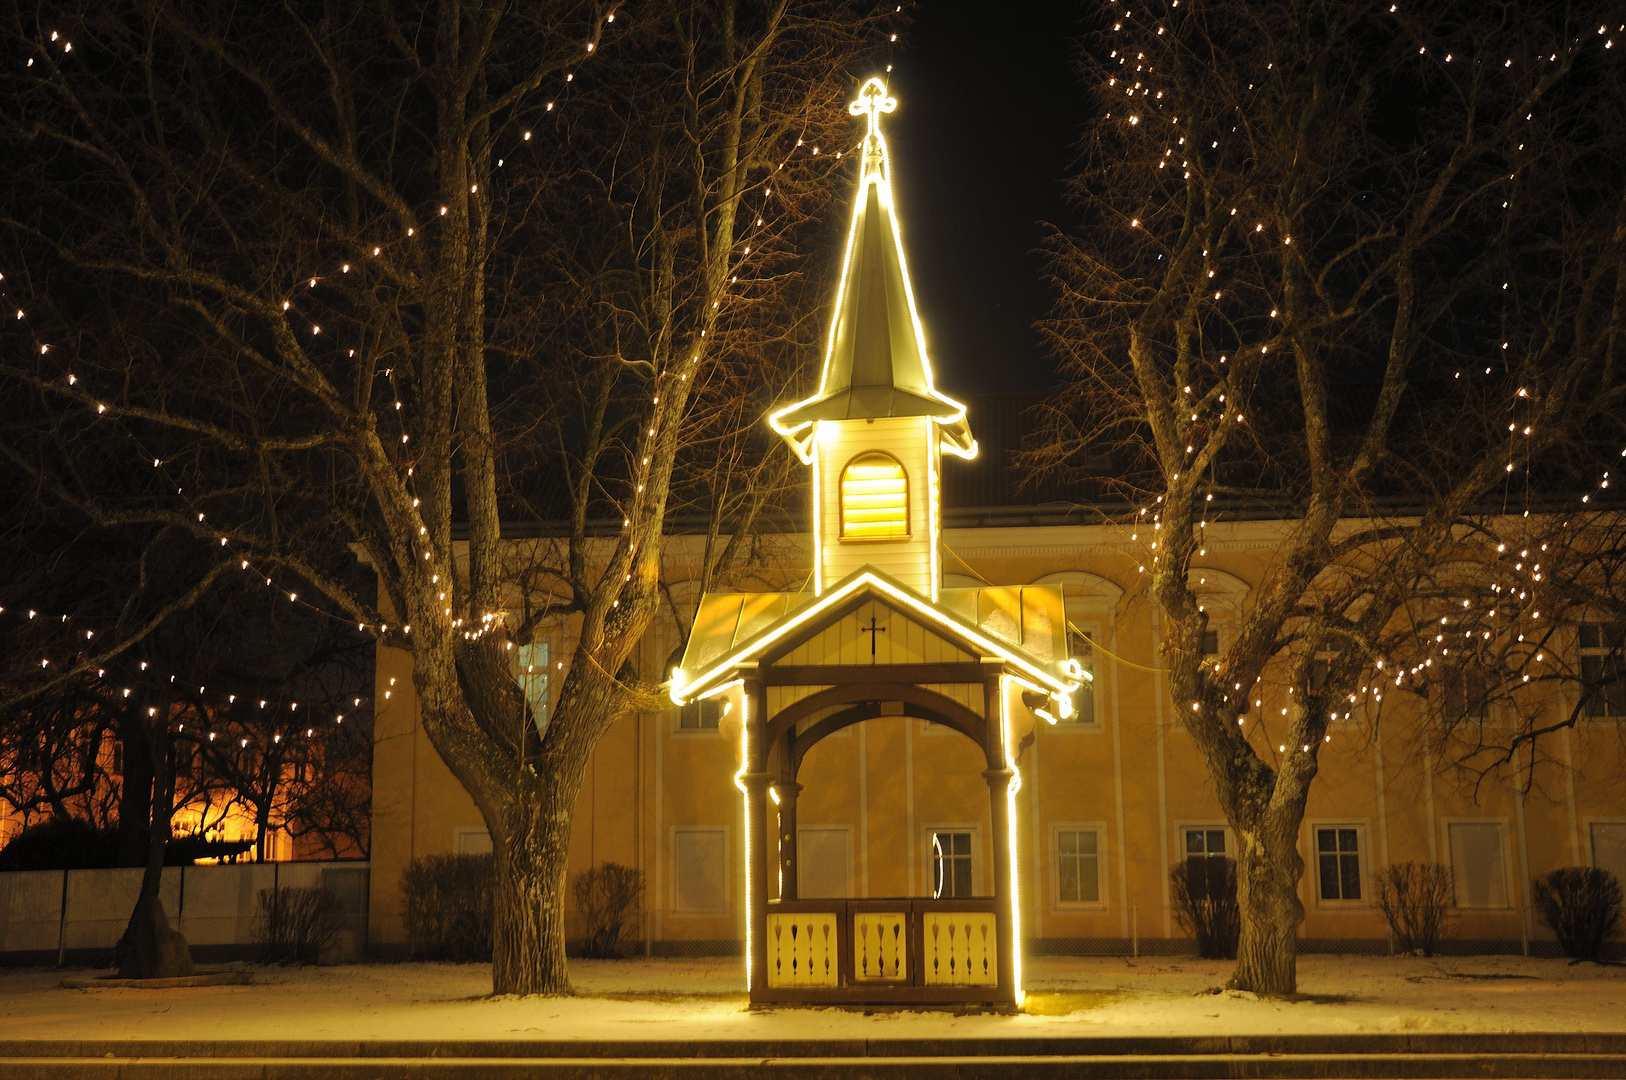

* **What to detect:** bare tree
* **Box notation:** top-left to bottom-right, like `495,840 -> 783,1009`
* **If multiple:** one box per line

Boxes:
1034,0 -> 1626,993
0,525 -> 370,904
0,0 -> 887,992
1400,509 -> 1626,799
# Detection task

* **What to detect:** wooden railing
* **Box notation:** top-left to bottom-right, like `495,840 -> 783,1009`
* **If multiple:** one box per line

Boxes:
760,897 -> 1008,1005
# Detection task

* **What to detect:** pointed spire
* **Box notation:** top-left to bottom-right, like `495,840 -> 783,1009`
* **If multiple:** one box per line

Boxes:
770,78 -> 975,463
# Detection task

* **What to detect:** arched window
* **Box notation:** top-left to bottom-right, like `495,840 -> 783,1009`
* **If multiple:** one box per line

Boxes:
840,452 -> 909,540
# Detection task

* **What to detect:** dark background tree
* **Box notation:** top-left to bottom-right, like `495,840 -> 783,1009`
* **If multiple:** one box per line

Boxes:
0,510 -> 372,978
0,0 -> 891,993
1033,0 -> 1626,993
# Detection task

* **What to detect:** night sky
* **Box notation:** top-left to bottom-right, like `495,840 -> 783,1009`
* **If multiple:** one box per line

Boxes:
879,0 -> 1088,394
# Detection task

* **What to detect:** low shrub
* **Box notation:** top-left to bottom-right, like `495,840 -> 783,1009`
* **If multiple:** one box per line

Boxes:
1171,857 -> 1240,959
254,886 -> 345,965
573,862 -> 644,959
401,853 -> 493,961
1533,866 -> 1623,960
0,817 -> 118,870
1375,862 -> 1454,956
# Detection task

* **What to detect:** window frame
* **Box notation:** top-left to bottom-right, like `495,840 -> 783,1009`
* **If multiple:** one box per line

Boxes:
1050,822 -> 1108,910
1578,623 -> 1626,719
1438,662 -> 1497,727
1177,822 -> 1234,865
795,824 -> 854,900
670,825 -> 732,915
921,823 -> 982,899
1586,818 -> 1626,882
453,827 -> 492,855
515,638 -> 552,734
1029,572 -> 1125,738
838,450 -> 910,542
673,695 -> 726,735
1445,818 -> 1512,910
1306,820 -> 1370,907
1054,622 -> 1103,731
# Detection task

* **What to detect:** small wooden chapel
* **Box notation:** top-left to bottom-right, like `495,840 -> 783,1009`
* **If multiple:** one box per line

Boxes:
669,78 -> 1085,1008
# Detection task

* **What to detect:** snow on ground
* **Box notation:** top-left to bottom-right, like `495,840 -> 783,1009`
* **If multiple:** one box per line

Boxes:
0,954 -> 1621,1042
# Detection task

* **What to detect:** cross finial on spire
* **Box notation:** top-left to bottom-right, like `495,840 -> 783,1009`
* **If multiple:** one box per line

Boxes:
848,77 -> 896,142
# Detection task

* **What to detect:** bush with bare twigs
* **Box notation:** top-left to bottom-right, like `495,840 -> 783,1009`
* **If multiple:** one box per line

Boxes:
572,862 -> 644,959
401,854 -> 494,962
1375,862 -> 1454,956
1534,867 -> 1623,960
1171,858 -> 1240,959
254,886 -> 344,965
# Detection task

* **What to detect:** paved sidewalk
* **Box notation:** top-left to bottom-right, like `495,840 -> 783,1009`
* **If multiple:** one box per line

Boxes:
0,954 -> 1621,1042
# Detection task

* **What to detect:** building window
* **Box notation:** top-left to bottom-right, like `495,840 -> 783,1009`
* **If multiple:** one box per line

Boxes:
672,828 -> 728,913
1591,823 -> 1626,885
1443,666 -> 1491,722
1448,821 -> 1508,908
1309,650 -> 1337,690
1315,827 -> 1363,901
1183,826 -> 1228,867
797,826 -> 852,899
454,827 -> 493,855
1579,624 -> 1625,718
678,697 -> 724,730
840,452 -> 908,540
1056,829 -> 1101,904
931,830 -> 973,898
1063,628 -> 1097,726
516,640 -> 550,734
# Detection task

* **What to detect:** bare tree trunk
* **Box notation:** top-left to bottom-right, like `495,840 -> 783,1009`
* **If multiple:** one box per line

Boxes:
491,786 -> 575,997
255,806 -> 272,863
115,710 -> 153,868
1231,816 -> 1304,995
117,697 -> 192,979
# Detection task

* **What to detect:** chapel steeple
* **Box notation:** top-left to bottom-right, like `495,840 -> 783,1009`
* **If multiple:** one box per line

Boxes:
771,78 -> 975,461
769,78 -> 976,599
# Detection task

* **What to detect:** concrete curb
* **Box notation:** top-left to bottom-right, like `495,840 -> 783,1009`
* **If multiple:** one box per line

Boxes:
2,1052 -> 1626,1080
5,1032 -> 1626,1058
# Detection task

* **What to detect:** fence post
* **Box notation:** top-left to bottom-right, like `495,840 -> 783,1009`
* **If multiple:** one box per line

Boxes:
272,860 -> 281,955
56,869 -> 68,967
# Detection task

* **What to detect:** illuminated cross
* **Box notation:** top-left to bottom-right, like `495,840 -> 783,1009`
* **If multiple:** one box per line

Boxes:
858,614 -> 888,659
848,77 -> 897,142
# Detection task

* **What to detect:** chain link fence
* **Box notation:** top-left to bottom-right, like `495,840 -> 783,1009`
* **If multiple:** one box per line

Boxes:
0,862 -> 368,966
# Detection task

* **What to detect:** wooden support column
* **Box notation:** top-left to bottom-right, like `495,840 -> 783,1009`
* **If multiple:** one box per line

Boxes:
982,664 -> 1018,1004
772,777 -> 803,901
741,672 -> 771,1000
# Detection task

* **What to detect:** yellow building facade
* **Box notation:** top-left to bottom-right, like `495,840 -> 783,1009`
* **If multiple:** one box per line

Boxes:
368,516 -> 1626,959
367,79 -> 1626,966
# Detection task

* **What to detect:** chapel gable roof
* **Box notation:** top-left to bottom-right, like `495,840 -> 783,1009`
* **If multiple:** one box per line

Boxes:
672,566 -> 1080,706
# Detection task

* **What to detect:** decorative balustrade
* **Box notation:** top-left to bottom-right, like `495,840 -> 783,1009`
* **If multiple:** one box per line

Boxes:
759,897 -> 1006,1004
920,909 -> 997,986
766,911 -> 839,987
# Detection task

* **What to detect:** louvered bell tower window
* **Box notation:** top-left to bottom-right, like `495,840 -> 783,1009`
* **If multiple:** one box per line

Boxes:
840,452 -> 909,540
